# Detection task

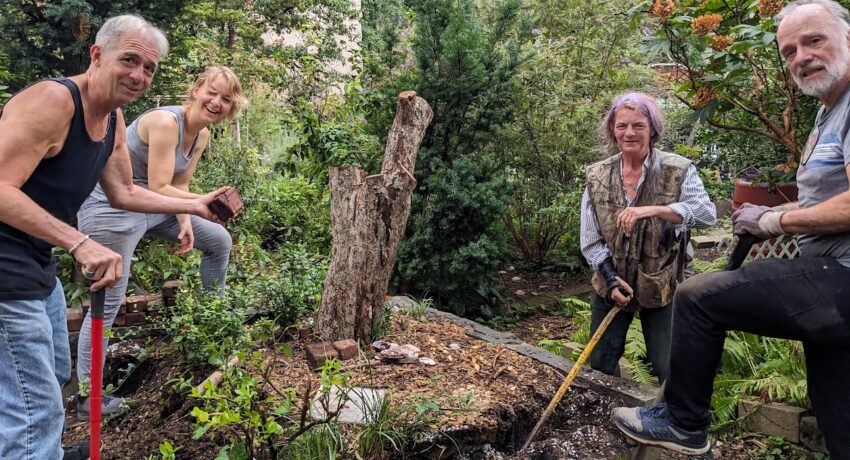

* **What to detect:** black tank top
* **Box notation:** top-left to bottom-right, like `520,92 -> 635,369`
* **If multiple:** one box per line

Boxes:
0,78 -> 116,300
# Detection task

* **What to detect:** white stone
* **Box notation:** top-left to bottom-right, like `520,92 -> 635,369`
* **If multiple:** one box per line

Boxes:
309,386 -> 386,424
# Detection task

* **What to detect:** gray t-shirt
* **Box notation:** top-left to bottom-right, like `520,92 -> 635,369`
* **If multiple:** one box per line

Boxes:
87,105 -> 199,202
796,83 -> 850,266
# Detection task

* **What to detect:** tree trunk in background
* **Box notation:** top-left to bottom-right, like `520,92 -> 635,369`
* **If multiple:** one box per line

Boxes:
316,92 -> 433,342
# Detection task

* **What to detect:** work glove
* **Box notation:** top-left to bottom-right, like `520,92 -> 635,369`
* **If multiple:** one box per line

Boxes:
732,203 -> 788,240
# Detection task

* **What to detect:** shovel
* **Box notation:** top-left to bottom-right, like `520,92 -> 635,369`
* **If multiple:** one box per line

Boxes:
89,288 -> 106,460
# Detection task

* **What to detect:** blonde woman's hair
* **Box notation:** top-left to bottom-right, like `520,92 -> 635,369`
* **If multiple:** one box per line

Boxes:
185,66 -> 247,121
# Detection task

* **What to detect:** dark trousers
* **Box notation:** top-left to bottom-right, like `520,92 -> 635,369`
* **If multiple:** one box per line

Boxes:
589,292 -> 672,383
665,257 -> 850,459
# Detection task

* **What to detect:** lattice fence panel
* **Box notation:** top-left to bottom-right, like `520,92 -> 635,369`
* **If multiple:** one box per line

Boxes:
727,234 -> 800,262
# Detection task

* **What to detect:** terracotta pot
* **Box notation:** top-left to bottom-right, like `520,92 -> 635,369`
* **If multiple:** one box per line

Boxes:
731,179 -> 798,211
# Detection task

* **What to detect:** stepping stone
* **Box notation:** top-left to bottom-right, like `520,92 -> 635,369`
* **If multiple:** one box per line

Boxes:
309,386 -> 386,424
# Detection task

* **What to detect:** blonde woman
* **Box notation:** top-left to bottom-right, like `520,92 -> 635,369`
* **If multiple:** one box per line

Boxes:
75,66 -> 247,419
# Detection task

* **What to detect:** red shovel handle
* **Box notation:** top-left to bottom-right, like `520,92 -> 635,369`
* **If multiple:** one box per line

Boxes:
90,288 -> 105,460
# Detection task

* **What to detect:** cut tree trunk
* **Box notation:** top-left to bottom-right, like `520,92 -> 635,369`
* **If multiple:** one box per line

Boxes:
316,92 -> 433,342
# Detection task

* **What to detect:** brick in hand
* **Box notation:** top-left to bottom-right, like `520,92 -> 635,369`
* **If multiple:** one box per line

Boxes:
208,187 -> 244,223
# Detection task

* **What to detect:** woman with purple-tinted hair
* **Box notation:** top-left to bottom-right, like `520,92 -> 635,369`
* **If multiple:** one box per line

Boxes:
579,92 -> 716,382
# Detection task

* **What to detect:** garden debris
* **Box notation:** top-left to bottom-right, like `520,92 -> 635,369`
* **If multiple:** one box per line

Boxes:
379,344 -> 420,363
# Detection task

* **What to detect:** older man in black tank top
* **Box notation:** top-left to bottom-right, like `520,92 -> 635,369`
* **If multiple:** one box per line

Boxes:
0,15 -> 228,460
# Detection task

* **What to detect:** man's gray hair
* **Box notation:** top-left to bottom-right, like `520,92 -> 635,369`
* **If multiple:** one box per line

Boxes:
95,14 -> 169,59
776,0 -> 850,35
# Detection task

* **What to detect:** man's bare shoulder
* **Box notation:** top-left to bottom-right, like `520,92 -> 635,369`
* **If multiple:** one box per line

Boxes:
1,80 -> 75,124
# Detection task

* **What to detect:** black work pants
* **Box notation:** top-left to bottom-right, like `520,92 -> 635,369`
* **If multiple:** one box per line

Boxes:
589,292 -> 672,383
664,256 -> 850,459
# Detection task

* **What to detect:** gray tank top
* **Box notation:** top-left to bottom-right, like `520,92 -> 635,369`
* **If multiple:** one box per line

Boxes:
89,105 -> 199,201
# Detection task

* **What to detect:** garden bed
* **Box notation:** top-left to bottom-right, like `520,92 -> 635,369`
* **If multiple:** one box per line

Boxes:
62,305 -> 790,459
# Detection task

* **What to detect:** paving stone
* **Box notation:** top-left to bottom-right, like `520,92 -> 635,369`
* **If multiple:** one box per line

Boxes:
309,386 -> 386,424
305,342 -> 338,369
385,295 -> 417,312
332,339 -> 358,360
738,399 -> 806,443
692,234 -> 731,249
66,307 -> 84,332
799,416 -> 828,454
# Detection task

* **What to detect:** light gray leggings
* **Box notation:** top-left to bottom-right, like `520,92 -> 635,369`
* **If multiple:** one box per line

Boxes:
75,198 -> 232,383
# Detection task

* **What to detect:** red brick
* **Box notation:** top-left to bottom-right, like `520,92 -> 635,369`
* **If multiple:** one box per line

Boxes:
113,314 -> 126,327
332,339 -> 358,361
161,280 -> 182,300
126,295 -> 147,312
124,312 -> 147,326
145,294 -> 163,311
66,308 -> 84,332
305,343 -> 338,369
208,188 -> 244,223
298,326 -> 314,341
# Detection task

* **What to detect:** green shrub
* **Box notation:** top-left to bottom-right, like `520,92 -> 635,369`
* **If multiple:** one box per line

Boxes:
165,284 -> 251,368
238,175 -> 331,254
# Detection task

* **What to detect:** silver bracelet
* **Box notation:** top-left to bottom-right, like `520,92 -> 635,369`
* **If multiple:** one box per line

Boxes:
69,234 -> 90,255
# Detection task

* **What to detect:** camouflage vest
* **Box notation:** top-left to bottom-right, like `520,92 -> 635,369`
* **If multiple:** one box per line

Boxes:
586,149 -> 691,308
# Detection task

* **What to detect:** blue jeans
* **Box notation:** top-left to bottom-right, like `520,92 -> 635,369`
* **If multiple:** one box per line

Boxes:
589,292 -> 672,383
0,278 -> 70,460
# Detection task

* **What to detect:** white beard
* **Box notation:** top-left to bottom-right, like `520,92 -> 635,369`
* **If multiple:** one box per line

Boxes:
793,45 -> 850,98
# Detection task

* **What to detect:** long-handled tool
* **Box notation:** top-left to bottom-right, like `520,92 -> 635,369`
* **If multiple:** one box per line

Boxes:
89,288 -> 106,460
521,304 -> 623,451
629,233 -> 759,460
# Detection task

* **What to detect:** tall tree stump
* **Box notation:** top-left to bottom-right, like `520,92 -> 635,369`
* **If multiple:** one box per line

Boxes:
316,92 -> 433,342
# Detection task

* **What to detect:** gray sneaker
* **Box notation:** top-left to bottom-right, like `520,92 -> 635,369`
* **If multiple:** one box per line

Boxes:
611,403 -> 710,455
76,394 -> 128,421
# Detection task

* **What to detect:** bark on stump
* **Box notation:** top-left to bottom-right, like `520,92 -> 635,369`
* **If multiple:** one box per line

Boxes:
316,92 -> 433,342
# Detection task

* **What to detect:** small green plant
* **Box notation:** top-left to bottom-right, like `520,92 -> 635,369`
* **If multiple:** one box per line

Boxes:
412,393 -> 441,417
164,285 -> 251,368
281,423 -> 346,460
537,338 -> 566,356
354,392 -> 435,459
146,440 -> 182,460
752,436 -> 794,460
